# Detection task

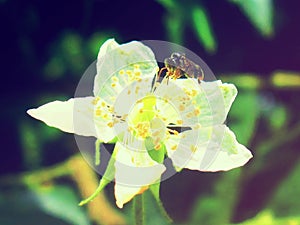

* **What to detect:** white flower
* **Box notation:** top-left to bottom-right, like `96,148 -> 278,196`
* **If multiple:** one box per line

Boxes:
27,39 -> 252,208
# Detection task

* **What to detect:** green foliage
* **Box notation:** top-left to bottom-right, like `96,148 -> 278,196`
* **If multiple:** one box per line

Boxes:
0,189 -> 69,225
87,32 -> 113,57
20,122 -> 42,169
268,105 -> 288,131
229,90 -> 260,145
125,190 -> 174,225
144,137 -> 166,164
33,185 -> 91,225
157,0 -> 275,52
79,148 -> 116,206
221,74 -> 262,90
191,6 -> 217,53
44,31 -> 113,80
230,0 -> 274,37
232,210 -> 300,225
190,169 -> 241,225
268,162 -> 300,217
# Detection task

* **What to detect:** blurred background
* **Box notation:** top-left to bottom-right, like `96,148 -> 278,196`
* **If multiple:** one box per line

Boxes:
1,0 -> 300,224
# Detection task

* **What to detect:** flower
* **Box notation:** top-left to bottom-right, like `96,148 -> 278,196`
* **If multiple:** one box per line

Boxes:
27,39 -> 252,208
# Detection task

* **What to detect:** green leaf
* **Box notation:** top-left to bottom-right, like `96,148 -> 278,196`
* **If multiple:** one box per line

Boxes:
230,0 -> 274,37
229,90 -> 260,145
124,190 -> 172,225
33,185 -> 91,225
191,6 -> 217,53
19,122 -> 42,170
268,162 -> 300,217
149,182 -> 173,224
79,148 -> 116,206
144,137 -> 166,163
232,210 -> 300,225
268,105 -> 288,131
190,170 -> 241,225
165,13 -> 185,45
87,32 -> 113,58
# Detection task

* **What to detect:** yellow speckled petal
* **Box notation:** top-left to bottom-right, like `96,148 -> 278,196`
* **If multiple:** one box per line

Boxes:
165,125 -> 252,171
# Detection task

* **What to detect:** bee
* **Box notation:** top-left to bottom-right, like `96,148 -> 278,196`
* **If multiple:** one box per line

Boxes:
157,52 -> 204,84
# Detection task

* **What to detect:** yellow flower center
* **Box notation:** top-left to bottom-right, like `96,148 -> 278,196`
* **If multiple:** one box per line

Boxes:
128,94 -> 166,144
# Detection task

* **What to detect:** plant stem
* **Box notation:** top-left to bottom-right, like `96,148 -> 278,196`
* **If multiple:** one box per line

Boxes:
134,194 -> 144,225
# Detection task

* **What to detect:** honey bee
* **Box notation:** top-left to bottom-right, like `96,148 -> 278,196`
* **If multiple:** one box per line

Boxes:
157,52 -> 204,84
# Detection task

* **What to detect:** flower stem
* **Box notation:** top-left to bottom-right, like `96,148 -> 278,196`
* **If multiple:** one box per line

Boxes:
134,194 -> 144,225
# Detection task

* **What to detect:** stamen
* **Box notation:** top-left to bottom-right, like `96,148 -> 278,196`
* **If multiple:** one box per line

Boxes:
107,122 -> 114,128
194,107 -> 201,116
154,143 -> 161,150
179,105 -> 185,111
177,120 -> 183,125
95,108 -> 101,116
171,145 -> 177,151
190,145 -> 197,152
112,76 -> 119,82
92,97 -> 100,105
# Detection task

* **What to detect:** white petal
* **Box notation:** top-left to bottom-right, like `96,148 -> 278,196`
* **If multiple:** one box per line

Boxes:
165,125 -> 252,172
166,79 -> 237,126
27,97 -> 115,142
113,142 -> 165,208
93,39 -> 158,106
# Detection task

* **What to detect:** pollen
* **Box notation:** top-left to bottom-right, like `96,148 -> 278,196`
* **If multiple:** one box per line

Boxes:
119,70 -> 125,75
191,89 -> 198,97
127,89 -> 131,95
126,70 -> 132,76
190,145 -> 197,152
179,104 -> 185,111
95,108 -> 101,116
101,102 -> 106,107
139,108 -> 144,113
171,145 -> 177,151
176,120 -> 183,125
103,113 -> 108,119
107,122 -> 114,128
134,69 -> 142,77
135,122 -> 150,138
112,76 -> 119,82
135,86 -> 140,94
108,106 -> 114,113
92,97 -> 100,105
154,143 -> 161,150
134,64 -> 140,69
111,83 -> 117,88
193,123 -> 201,129
194,107 -> 201,116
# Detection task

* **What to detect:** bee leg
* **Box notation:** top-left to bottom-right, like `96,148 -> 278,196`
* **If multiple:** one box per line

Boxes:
157,67 -> 167,83
198,68 -> 204,84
